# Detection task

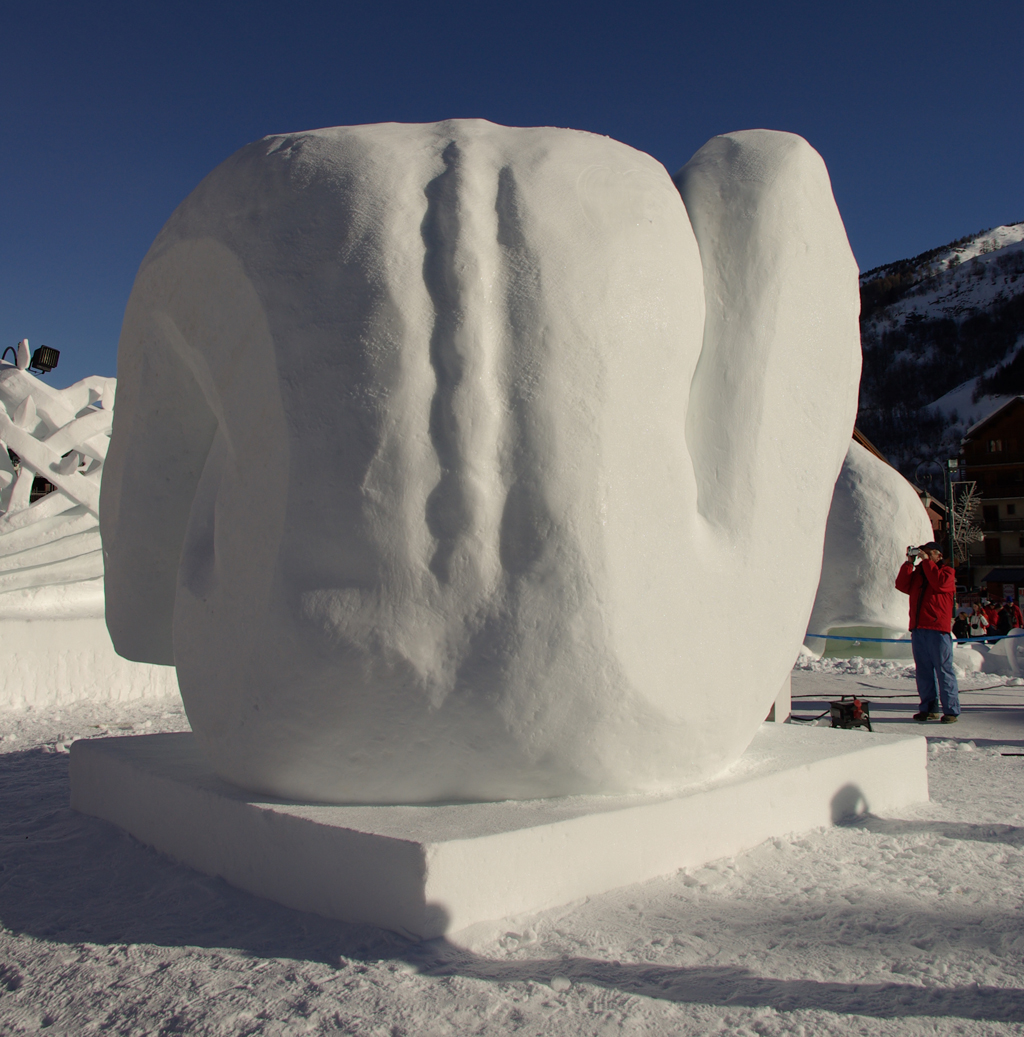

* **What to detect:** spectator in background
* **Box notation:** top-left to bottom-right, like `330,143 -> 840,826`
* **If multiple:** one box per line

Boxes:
995,604 -> 1013,638
969,604 -> 989,639
1010,600 -> 1024,629
953,610 -> 971,639
984,599 -> 1001,631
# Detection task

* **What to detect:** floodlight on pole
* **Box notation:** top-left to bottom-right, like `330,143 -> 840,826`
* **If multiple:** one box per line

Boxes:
947,458 -> 959,568
29,347 -> 59,375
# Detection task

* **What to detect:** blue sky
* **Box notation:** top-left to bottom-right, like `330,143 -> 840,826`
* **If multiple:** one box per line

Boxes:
3,0 -> 1022,388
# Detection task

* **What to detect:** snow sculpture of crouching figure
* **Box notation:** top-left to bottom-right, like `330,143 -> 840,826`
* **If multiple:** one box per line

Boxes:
101,120 -> 861,804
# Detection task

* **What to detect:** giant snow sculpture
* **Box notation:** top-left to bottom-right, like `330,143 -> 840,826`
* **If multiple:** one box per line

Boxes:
102,121 -> 861,803
0,360 -> 180,708
806,439 -> 934,654
0,361 -> 112,616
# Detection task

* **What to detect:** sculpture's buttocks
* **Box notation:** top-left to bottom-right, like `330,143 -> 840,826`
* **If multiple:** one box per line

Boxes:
102,120 -> 861,803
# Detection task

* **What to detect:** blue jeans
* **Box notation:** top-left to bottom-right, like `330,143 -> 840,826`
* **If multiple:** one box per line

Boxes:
911,629 -> 961,716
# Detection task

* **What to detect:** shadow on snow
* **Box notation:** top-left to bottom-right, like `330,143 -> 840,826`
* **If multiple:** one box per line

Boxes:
2,748 -> 1023,1023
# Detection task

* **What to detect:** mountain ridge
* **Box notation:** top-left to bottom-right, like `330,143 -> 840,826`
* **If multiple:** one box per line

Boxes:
855,221 -> 1024,478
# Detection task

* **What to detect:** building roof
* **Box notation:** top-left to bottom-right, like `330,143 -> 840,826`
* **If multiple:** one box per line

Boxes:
920,493 -> 947,517
963,396 -> 1024,439
852,427 -> 889,464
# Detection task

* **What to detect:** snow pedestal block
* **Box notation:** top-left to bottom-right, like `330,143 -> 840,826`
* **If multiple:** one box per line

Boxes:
70,723 -> 927,940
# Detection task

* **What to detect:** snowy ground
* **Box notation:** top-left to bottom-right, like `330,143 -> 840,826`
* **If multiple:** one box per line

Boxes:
3,671 -> 1024,1035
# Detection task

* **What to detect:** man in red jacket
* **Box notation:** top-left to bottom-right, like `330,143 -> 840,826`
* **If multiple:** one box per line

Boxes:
895,541 -> 961,723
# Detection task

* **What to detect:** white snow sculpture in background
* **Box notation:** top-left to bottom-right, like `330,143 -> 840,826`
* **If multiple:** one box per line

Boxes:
806,440 -> 934,653
0,362 -> 113,618
102,120 -> 861,804
0,362 -> 179,710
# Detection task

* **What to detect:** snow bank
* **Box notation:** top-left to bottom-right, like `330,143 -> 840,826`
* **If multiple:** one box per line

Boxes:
8,682 -> 1024,1035
103,121 -> 860,803
0,617 -> 178,709
806,440 -> 934,656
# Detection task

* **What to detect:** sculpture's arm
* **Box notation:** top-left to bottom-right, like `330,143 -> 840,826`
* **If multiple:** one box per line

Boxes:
676,130 -> 861,539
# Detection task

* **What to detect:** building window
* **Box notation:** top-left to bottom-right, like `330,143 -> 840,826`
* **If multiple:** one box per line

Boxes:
990,439 -> 1004,452
1010,504 -> 1017,515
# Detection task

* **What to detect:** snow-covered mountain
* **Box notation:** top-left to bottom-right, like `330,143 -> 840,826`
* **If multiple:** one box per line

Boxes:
856,221 -> 1024,478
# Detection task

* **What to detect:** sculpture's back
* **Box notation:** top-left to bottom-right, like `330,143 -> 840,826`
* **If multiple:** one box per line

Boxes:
102,120 -> 860,803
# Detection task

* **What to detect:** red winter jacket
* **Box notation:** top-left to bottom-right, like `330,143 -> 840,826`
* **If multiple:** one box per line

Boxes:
895,559 -> 955,633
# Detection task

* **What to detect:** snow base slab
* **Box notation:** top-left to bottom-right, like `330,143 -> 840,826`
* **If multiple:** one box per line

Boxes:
70,724 -> 927,940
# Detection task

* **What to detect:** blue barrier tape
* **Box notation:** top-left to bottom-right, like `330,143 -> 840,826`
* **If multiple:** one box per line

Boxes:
805,632 -> 1024,644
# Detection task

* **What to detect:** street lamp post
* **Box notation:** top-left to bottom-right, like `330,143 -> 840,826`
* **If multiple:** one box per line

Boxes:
947,458 -> 959,574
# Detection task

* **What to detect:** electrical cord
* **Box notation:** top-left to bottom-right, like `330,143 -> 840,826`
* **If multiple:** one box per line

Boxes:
789,709 -> 831,723
792,692 -> 912,700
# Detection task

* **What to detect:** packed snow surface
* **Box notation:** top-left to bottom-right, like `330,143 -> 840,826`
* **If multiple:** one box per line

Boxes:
3,668 -> 1024,1034
807,440 -> 934,643
103,120 -> 860,804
